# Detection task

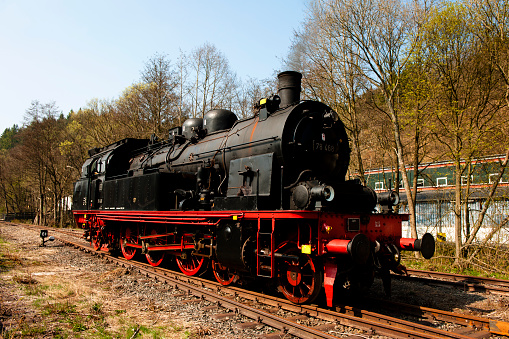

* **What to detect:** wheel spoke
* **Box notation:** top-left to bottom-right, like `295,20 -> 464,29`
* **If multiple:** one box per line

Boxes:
145,228 -> 165,267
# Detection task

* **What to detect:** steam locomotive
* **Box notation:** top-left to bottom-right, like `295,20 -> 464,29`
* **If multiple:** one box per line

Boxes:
72,71 -> 434,306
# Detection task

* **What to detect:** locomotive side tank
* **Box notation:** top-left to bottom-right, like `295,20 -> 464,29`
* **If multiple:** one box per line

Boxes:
72,71 -> 435,307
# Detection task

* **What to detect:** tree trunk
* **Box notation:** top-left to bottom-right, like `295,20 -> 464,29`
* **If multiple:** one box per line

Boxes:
389,105 -> 417,239
38,194 -> 44,226
454,158 -> 462,264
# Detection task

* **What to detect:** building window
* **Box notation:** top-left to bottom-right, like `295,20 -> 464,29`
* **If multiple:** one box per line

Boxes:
489,173 -> 506,184
437,177 -> 447,187
461,175 -> 473,185
375,181 -> 384,190
417,178 -> 425,187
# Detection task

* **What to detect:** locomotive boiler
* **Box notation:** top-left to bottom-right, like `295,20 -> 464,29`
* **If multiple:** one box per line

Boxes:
72,71 -> 435,306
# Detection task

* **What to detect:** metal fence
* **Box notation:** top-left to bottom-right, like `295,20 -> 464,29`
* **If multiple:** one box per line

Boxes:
0,212 -> 36,221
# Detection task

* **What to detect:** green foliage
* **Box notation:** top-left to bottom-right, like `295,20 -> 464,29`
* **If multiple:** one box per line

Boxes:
20,324 -> 46,337
0,237 -> 23,272
0,124 -> 20,150
91,302 -> 103,313
70,316 -> 87,332
42,301 -> 77,316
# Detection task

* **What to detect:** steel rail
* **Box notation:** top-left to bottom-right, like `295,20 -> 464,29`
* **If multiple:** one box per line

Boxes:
406,268 -> 509,289
58,238 -> 341,339
364,297 -> 508,337
86,245 -> 472,339
395,269 -> 509,295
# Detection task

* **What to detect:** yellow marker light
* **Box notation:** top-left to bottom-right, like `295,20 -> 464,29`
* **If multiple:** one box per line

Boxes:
233,215 -> 238,221
301,244 -> 311,254
259,98 -> 267,105
437,232 -> 446,242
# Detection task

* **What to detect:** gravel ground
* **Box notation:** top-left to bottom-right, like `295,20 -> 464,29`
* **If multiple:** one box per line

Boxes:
1,222 -> 509,339
366,266 -> 509,324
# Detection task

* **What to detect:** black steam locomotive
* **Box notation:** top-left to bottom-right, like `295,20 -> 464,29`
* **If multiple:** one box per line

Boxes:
72,71 -> 434,306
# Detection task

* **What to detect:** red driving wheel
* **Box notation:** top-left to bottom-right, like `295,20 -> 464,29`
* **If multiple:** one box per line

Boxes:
212,260 -> 238,286
277,247 -> 323,304
176,254 -> 207,276
145,228 -> 165,267
120,226 -> 137,260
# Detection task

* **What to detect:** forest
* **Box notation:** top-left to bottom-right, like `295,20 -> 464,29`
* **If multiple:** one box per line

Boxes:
0,0 -> 508,265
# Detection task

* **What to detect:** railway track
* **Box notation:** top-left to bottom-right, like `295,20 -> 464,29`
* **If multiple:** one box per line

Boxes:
398,268 -> 509,295
38,224 -> 509,296
8,222 -> 509,339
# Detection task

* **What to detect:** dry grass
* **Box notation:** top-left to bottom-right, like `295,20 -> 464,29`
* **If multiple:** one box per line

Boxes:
403,241 -> 509,280
0,233 -> 194,339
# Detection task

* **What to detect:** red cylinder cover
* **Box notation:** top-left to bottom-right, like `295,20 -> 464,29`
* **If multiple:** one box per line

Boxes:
325,239 -> 350,254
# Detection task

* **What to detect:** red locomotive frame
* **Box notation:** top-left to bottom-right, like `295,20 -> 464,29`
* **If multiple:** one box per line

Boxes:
74,208 -> 426,307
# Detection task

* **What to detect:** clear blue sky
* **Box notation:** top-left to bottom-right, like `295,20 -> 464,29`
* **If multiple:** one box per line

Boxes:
0,0 -> 308,133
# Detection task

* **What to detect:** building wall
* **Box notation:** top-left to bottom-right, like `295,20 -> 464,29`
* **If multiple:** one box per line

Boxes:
399,200 -> 509,244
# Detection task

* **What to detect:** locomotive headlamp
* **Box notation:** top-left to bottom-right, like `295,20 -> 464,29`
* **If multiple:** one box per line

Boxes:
310,185 -> 335,202
377,190 -> 400,213
292,182 -> 336,209
323,186 -> 335,202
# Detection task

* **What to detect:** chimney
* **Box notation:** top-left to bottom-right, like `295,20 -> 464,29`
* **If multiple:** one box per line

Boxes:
277,71 -> 302,107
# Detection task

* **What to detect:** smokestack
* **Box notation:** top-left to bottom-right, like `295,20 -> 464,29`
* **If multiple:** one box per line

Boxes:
277,71 -> 302,107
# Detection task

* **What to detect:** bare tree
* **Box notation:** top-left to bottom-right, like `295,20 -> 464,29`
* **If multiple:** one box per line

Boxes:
420,2 -> 505,262
233,77 -> 274,119
21,101 -> 61,225
463,0 -> 509,249
186,43 -> 239,117
288,5 -> 369,183
307,0 -> 429,240
139,53 -> 180,137
468,0 -> 509,107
